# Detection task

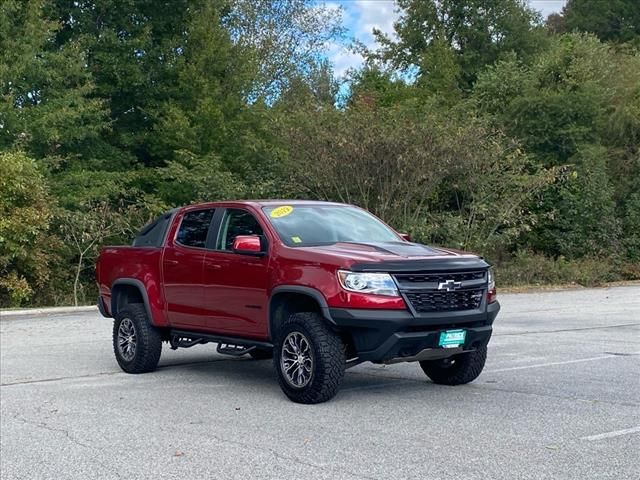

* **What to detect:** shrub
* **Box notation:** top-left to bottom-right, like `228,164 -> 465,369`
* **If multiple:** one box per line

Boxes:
0,151 -> 54,307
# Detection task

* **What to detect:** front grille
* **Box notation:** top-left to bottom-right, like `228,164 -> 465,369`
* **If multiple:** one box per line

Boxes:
405,289 -> 484,313
395,271 -> 485,284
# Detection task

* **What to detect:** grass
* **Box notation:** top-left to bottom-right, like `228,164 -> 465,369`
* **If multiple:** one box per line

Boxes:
495,251 -> 640,288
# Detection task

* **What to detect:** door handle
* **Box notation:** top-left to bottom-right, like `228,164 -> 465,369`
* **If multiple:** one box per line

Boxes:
205,263 -> 221,270
165,259 -> 179,265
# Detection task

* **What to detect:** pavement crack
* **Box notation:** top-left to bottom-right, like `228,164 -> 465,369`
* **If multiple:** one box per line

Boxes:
11,412 -> 94,450
1,371 -> 124,387
494,322 -> 640,337
0,358 -> 242,387
10,412 -> 123,479
205,432 -> 380,480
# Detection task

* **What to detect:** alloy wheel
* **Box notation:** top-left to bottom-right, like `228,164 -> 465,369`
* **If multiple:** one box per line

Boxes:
117,318 -> 137,361
280,331 -> 314,388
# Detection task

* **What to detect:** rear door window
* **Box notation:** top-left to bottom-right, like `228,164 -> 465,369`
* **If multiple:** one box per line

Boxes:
176,209 -> 216,248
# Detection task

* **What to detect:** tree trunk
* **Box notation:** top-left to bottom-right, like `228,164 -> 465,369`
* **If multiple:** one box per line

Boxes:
73,252 -> 84,307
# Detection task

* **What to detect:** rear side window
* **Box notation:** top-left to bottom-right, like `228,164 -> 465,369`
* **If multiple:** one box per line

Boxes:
132,210 -> 175,247
176,209 -> 215,248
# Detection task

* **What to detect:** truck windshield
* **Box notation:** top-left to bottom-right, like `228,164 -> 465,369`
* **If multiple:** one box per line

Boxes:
262,205 -> 400,247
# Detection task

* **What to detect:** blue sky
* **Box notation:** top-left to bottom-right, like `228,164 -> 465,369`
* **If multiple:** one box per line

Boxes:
327,0 -> 567,77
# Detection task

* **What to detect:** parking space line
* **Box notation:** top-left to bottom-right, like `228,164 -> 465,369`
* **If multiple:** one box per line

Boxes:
581,426 -> 640,441
488,355 -> 617,372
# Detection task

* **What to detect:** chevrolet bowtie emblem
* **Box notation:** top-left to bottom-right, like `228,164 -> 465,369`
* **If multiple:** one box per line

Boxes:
438,279 -> 462,291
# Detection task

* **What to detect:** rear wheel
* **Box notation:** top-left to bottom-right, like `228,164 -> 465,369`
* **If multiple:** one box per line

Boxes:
274,312 -> 345,404
419,346 -> 487,385
113,304 -> 162,373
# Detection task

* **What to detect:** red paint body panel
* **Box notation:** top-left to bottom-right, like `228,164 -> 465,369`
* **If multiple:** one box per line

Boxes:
97,246 -> 169,327
96,200 -> 489,340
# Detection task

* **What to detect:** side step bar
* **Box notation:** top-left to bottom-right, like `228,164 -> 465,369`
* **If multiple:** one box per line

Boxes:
169,329 -> 273,352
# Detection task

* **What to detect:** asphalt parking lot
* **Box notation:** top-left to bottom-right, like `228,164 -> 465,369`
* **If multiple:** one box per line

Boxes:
1,286 -> 639,480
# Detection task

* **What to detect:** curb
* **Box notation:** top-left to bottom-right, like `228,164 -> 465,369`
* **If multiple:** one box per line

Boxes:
0,305 -> 98,317
499,280 -> 640,294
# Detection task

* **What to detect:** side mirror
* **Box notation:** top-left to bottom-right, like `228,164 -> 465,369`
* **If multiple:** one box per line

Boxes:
232,235 -> 266,256
399,233 -> 411,242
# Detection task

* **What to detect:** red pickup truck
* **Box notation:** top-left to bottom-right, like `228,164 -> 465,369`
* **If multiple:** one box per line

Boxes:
97,200 -> 499,403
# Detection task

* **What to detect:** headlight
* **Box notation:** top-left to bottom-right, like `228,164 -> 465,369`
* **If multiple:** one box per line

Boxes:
337,270 -> 399,296
487,268 -> 495,289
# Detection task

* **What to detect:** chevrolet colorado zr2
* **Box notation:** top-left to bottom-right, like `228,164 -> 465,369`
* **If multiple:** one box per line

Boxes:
96,200 -> 500,403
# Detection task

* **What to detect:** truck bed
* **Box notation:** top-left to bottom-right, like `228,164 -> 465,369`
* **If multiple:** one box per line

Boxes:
97,246 -> 163,316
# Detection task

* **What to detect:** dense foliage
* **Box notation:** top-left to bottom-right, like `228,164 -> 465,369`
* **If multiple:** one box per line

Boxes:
1,0 -> 638,307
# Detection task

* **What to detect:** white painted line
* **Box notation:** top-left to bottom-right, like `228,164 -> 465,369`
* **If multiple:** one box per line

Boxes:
488,355 -> 616,373
582,426 -> 640,441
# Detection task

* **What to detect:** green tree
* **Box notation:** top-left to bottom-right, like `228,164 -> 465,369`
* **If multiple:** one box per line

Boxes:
372,0 -> 546,91
225,0 -> 345,100
473,34 -> 616,165
57,203 -> 137,306
472,34 -> 639,258
0,152 -> 54,307
346,66 -> 418,108
281,101 -> 552,251
45,0 -> 217,169
0,0 -> 108,166
561,0 -> 640,44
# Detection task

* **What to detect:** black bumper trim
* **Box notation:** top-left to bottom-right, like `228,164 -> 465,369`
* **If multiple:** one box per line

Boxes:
328,302 -> 499,364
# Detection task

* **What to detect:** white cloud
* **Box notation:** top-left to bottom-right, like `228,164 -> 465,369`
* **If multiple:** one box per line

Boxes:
353,0 -> 398,45
327,0 -> 399,78
327,43 -> 364,77
528,0 -> 566,18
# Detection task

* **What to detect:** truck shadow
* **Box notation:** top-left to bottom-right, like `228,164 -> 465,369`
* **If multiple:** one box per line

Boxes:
156,354 -> 435,402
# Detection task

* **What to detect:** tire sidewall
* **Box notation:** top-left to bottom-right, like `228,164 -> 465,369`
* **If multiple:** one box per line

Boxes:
420,346 -> 487,385
112,304 -> 162,373
273,312 -> 345,403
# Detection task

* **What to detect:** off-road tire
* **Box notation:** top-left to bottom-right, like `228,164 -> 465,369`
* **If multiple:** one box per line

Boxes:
419,346 -> 487,385
113,304 -> 162,374
274,312 -> 346,404
248,348 -> 273,360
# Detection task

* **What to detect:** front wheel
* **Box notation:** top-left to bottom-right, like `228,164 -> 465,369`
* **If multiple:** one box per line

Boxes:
274,312 -> 346,404
113,304 -> 162,374
419,346 -> 487,385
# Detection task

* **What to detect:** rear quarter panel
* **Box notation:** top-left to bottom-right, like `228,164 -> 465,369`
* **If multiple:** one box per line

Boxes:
97,246 -> 168,326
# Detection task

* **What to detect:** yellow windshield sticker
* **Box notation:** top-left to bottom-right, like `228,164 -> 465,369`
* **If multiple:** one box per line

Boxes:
291,236 -> 302,243
271,205 -> 293,218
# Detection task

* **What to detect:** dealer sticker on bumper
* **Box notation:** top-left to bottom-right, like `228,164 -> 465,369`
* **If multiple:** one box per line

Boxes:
439,329 -> 466,348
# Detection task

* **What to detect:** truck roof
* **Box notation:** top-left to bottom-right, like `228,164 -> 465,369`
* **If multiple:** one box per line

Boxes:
180,199 -> 349,210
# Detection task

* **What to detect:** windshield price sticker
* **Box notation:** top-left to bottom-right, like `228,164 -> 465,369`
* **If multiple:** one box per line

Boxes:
271,206 -> 293,218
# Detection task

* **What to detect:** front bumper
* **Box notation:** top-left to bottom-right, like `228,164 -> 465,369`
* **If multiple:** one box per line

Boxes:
328,301 -> 500,364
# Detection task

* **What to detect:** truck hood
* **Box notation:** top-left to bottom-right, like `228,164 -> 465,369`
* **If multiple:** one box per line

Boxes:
299,242 -> 490,272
